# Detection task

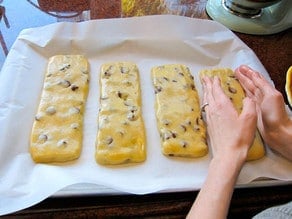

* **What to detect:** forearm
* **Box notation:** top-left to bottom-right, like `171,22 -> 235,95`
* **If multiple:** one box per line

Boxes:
187,157 -> 244,219
269,117 -> 292,161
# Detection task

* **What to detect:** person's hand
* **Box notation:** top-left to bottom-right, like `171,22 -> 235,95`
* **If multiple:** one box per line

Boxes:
202,76 -> 257,165
187,76 -> 257,219
235,65 -> 292,160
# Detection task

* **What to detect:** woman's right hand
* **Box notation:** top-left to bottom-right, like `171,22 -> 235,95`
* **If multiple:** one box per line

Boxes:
202,75 -> 257,165
235,65 -> 292,161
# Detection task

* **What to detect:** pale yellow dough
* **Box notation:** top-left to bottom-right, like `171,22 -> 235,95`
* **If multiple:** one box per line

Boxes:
199,68 -> 265,161
96,62 -> 146,165
151,64 -> 208,158
30,55 -> 89,163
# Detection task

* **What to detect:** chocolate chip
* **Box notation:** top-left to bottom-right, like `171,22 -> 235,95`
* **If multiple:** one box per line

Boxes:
194,125 -> 200,131
58,80 -> 71,88
38,134 -> 48,142
120,67 -> 129,74
162,132 -> 172,141
104,71 -> 111,78
71,123 -> 79,129
46,106 -> 56,115
35,114 -> 42,121
117,91 -> 128,100
57,139 -> 68,147
155,86 -> 163,94
127,111 -> 138,121
171,132 -> 177,138
228,86 -> 237,94
60,64 -> 71,71
162,119 -> 170,126
71,84 -> 79,91
69,107 -> 80,114
103,65 -> 114,78
105,137 -> 113,145
101,96 -> 109,100
180,125 -> 187,132
196,117 -> 200,125
182,141 -> 188,148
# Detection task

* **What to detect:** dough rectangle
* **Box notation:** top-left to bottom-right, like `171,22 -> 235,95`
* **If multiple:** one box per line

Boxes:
30,55 -> 89,163
151,64 -> 208,158
95,62 -> 146,165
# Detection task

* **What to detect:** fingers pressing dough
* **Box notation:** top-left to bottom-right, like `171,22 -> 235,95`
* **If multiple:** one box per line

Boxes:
199,68 -> 265,161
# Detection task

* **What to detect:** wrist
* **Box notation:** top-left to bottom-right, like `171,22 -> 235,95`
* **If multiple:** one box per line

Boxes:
275,117 -> 292,160
212,147 -> 248,168
211,151 -> 246,178
268,117 -> 292,147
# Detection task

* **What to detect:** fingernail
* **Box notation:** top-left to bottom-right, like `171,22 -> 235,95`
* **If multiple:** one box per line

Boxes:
240,65 -> 250,72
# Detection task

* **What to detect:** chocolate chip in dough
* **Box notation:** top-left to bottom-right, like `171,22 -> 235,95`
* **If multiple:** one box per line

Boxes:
154,86 -> 163,94
38,134 -> 48,142
228,86 -> 237,94
57,139 -> 68,147
46,106 -> 56,115
181,141 -> 188,148
35,114 -> 42,121
105,137 -> 113,145
71,84 -> 79,91
127,111 -> 138,121
117,91 -> 129,100
58,80 -> 71,88
71,123 -> 79,129
120,66 -> 129,74
69,107 -> 80,114
59,64 -> 71,71
180,124 -> 187,132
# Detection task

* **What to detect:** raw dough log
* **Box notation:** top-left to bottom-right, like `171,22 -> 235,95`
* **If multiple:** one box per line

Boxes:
96,62 -> 146,165
30,55 -> 89,163
151,64 -> 208,158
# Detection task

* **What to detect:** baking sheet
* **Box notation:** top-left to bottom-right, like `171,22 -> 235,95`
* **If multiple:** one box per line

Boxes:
0,15 -> 291,216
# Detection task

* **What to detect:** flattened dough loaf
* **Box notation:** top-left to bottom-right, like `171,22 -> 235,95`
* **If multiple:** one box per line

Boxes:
151,64 -> 208,158
199,68 -> 265,161
96,62 -> 146,165
30,55 -> 89,163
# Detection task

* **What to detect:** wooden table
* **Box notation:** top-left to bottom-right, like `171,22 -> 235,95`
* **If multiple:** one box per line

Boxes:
1,0 -> 291,218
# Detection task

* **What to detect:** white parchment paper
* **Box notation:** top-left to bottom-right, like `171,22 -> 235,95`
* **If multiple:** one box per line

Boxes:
0,15 -> 291,216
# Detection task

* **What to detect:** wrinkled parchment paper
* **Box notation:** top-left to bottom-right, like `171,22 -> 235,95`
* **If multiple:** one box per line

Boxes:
0,15 -> 291,216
